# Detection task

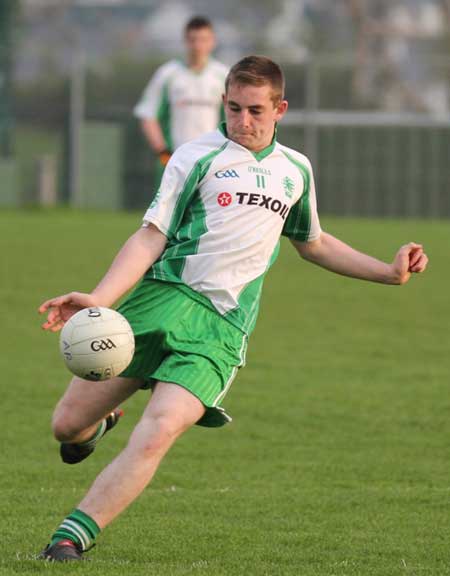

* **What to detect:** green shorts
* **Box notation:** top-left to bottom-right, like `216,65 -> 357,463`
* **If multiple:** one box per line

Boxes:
117,279 -> 247,427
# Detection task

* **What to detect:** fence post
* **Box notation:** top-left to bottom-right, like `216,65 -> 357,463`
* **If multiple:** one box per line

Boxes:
36,154 -> 57,206
69,47 -> 85,207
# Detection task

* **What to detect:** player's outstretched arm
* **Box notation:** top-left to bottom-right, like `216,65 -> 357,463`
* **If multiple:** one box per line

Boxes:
293,232 -> 428,285
39,224 -> 167,331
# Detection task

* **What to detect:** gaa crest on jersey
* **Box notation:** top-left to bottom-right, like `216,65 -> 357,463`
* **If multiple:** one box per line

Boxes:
217,192 -> 233,206
282,176 -> 295,198
215,169 -> 239,178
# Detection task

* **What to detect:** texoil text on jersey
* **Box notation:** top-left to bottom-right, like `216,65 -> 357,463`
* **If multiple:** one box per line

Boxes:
235,192 -> 290,220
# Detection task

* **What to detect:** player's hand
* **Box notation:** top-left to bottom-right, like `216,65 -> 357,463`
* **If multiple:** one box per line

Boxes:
158,149 -> 171,166
38,292 -> 99,332
391,243 -> 428,284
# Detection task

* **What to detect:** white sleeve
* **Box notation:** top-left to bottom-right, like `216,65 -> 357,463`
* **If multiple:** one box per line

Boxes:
142,148 -> 200,239
133,64 -> 171,120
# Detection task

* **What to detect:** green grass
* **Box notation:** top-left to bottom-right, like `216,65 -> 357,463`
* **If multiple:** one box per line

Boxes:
1,209 -> 449,575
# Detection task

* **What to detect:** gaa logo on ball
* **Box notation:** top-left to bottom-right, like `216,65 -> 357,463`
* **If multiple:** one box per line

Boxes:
90,338 -> 117,352
59,307 -> 135,381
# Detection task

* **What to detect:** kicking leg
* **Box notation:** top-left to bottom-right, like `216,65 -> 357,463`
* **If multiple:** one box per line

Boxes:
52,375 -> 144,443
52,375 -> 144,464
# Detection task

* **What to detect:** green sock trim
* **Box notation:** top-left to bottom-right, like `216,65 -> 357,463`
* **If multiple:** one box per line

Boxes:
72,508 -> 101,536
51,509 -> 101,551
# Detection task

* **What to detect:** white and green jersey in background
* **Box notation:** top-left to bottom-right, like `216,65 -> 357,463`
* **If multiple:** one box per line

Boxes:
142,124 -> 322,335
134,59 -> 228,151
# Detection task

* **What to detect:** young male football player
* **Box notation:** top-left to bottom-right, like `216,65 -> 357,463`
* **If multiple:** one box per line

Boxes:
134,16 -> 228,185
39,55 -> 428,561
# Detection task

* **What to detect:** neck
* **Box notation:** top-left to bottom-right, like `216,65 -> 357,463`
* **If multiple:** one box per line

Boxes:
252,136 -> 274,152
188,55 -> 208,71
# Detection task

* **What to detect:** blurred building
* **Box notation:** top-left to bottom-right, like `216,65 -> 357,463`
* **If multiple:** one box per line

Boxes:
17,0 -> 449,113
5,0 -> 450,216
351,0 -> 449,114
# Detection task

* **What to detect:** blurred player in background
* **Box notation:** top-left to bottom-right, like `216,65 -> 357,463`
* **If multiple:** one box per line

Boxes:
134,15 -> 228,186
38,55 -> 428,562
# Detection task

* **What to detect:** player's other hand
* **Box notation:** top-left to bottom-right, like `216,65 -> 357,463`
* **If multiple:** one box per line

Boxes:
158,149 -> 172,166
38,292 -> 99,332
391,243 -> 428,285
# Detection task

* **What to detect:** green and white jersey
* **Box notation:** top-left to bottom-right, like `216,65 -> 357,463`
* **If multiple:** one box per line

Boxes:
142,124 -> 322,335
134,59 -> 228,151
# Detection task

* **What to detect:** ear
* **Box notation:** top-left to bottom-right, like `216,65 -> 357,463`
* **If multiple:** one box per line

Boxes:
274,99 -> 288,122
222,92 -> 227,106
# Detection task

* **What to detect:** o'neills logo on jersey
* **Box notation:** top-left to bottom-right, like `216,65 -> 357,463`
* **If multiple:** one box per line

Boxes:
236,192 -> 290,220
217,192 -> 233,206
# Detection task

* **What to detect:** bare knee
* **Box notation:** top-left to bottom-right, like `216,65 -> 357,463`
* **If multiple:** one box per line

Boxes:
51,408 -> 83,442
130,415 -> 183,459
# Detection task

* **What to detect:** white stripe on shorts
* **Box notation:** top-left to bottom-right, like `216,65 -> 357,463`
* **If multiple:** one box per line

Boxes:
213,332 -> 247,407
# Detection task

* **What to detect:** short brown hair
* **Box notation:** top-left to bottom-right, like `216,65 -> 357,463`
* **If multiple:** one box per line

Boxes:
184,16 -> 213,34
225,55 -> 285,104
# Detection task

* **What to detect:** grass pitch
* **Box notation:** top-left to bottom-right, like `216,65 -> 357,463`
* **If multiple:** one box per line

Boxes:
1,209 -> 449,575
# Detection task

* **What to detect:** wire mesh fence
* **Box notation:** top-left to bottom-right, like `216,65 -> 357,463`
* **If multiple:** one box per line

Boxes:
280,111 -> 450,218
9,55 -> 450,217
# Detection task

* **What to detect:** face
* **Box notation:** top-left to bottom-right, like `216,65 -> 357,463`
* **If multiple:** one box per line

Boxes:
223,82 -> 288,152
185,27 -> 216,62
